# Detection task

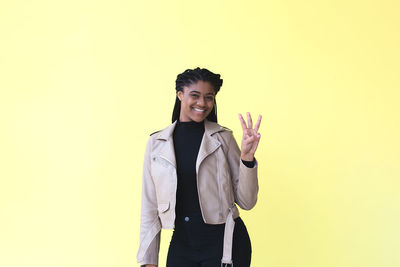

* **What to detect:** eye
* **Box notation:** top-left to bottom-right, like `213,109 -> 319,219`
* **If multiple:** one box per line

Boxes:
190,94 -> 200,98
205,96 -> 214,101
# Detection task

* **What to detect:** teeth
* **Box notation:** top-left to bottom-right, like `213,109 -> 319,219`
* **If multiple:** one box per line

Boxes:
193,108 -> 205,112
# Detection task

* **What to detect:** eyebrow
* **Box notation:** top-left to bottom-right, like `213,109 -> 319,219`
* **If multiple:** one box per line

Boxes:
189,90 -> 215,95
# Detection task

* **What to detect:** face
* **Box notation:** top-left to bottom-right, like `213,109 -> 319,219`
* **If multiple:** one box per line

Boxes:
177,80 -> 216,122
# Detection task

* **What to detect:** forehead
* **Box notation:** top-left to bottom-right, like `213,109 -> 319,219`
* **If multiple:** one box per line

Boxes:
183,80 -> 216,94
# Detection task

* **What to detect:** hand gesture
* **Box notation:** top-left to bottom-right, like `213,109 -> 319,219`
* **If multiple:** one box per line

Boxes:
238,112 -> 262,161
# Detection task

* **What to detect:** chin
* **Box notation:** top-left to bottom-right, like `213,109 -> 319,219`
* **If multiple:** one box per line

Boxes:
190,114 -> 208,122
191,117 -> 205,122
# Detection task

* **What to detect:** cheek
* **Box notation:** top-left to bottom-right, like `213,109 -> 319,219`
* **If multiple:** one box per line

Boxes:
186,100 -> 196,108
181,100 -> 191,108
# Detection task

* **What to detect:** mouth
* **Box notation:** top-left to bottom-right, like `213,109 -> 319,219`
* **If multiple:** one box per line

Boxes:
192,107 -> 206,113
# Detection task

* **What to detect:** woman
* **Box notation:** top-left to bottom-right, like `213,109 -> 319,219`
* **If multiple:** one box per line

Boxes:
137,67 -> 261,267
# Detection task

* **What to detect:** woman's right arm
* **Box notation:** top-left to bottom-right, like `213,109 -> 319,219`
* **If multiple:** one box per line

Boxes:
137,138 -> 161,266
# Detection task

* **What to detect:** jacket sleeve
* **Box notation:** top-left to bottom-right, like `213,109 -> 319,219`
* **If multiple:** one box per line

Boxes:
226,132 -> 259,210
137,138 -> 161,266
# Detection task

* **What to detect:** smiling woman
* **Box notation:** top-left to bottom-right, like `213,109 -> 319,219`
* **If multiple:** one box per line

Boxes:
137,67 -> 262,267
171,68 -> 223,123
177,80 -> 216,122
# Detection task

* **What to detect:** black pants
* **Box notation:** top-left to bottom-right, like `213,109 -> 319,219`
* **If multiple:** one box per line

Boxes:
166,213 -> 251,267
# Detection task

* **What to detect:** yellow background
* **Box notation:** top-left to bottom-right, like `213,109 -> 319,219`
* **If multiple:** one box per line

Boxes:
1,0 -> 399,266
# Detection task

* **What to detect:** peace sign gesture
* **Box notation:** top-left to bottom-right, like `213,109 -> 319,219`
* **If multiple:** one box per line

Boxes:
238,112 -> 262,161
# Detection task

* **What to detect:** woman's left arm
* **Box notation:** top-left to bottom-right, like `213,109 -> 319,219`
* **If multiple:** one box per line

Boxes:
226,112 -> 262,210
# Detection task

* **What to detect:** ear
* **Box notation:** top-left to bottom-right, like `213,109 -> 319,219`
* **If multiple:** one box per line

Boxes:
177,90 -> 183,101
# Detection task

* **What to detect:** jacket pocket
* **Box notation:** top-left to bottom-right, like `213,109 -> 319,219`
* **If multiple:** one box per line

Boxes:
157,202 -> 171,228
157,202 -> 170,213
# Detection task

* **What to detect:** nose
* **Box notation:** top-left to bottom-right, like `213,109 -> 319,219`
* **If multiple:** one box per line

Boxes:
197,97 -> 205,107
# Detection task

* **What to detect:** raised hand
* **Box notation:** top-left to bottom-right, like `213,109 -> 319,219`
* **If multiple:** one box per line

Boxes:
238,112 -> 262,161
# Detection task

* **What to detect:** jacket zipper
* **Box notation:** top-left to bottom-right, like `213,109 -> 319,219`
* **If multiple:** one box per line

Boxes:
216,154 -> 224,221
195,139 -> 222,223
157,155 -> 177,228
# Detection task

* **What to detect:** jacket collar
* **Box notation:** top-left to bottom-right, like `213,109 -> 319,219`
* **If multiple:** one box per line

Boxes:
154,119 -> 226,170
155,119 -> 225,141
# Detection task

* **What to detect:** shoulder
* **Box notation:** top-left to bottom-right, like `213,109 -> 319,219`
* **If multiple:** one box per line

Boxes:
214,122 -> 233,134
205,120 -> 232,134
219,125 -> 232,132
207,121 -> 235,142
217,125 -> 233,140
215,121 -> 232,132
148,121 -> 177,140
149,123 -> 173,136
144,123 -> 174,151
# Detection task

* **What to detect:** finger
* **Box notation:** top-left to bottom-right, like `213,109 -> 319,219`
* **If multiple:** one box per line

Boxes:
250,134 -> 261,154
238,113 -> 247,130
254,115 -> 262,132
244,134 -> 255,143
247,112 -> 253,129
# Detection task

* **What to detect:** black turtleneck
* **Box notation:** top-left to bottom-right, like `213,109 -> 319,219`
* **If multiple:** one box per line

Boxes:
172,120 -> 255,216
173,120 -> 204,215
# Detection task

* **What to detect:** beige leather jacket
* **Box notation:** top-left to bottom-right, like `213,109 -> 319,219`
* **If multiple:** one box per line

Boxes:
136,119 -> 259,266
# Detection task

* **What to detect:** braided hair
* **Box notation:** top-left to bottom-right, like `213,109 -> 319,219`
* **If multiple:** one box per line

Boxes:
172,67 -> 223,123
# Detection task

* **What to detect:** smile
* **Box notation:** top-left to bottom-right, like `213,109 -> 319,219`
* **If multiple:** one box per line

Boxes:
193,108 -> 206,112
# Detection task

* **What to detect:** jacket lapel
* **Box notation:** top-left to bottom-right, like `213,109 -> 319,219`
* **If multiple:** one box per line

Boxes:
195,120 -> 225,173
155,120 -> 226,171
